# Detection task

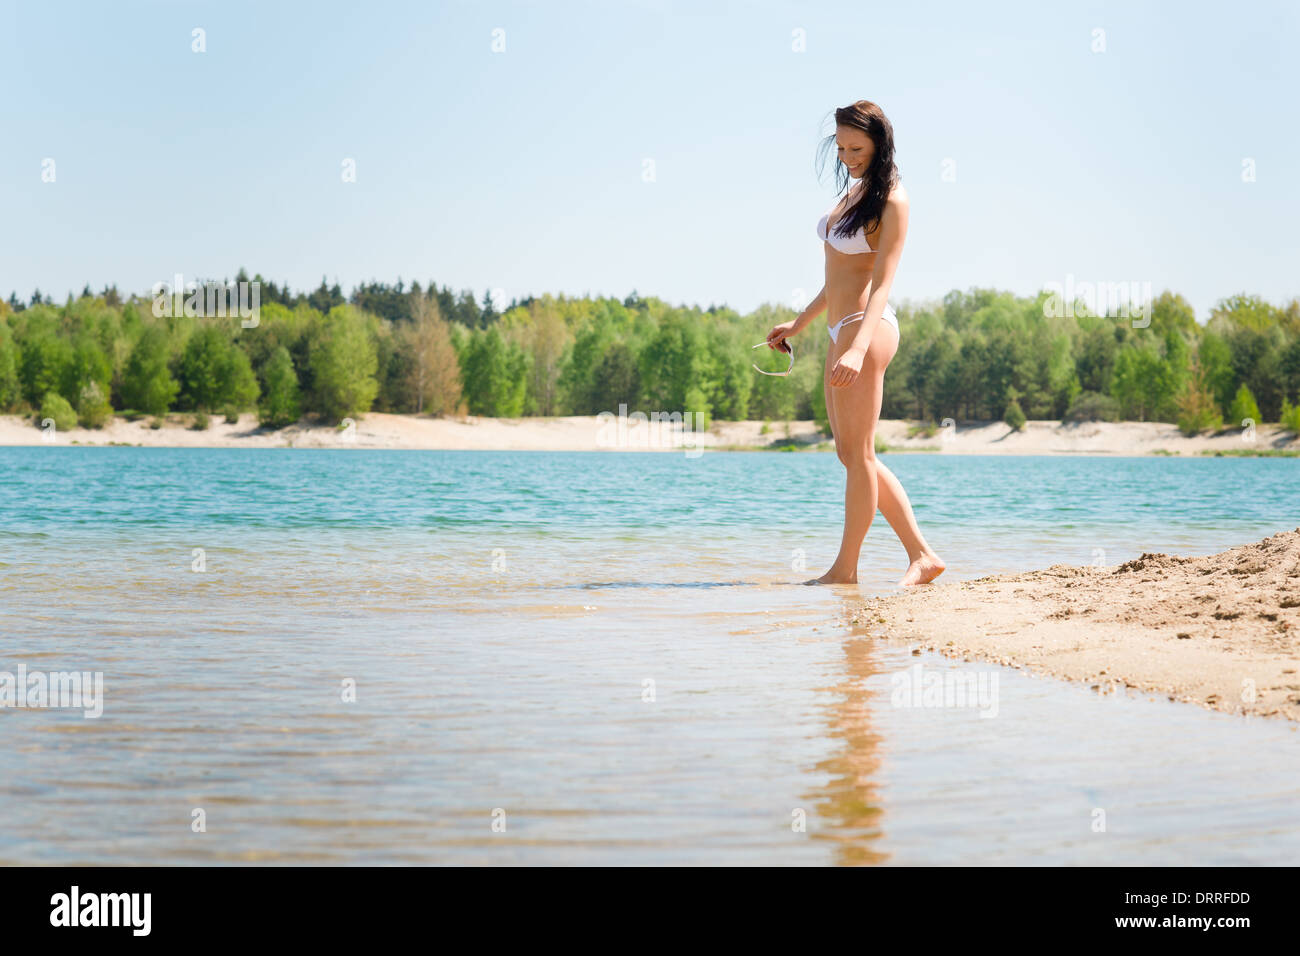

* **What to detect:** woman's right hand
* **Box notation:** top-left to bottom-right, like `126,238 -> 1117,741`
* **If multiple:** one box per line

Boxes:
765,321 -> 796,352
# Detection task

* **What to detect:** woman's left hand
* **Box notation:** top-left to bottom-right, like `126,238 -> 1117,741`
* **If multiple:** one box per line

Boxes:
829,346 -> 866,388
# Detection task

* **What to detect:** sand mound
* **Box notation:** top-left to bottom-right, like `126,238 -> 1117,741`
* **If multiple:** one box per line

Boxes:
852,530 -> 1300,722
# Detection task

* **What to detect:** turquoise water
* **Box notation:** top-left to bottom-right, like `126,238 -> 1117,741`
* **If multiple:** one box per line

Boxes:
0,447 -> 1297,864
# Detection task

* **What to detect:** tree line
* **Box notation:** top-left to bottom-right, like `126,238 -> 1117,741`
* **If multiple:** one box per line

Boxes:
2,274 -> 1299,436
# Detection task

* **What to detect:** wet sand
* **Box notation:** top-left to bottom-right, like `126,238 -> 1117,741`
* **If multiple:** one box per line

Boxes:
2,412 -> 1297,454
851,529 -> 1300,723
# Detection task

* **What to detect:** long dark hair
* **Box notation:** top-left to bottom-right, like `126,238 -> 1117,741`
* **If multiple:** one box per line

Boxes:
816,100 -> 901,241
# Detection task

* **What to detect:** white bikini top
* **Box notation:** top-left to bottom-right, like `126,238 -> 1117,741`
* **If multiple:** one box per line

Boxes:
816,189 -> 875,254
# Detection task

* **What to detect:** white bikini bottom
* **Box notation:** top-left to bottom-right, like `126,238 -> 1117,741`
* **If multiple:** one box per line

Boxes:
827,303 -> 898,345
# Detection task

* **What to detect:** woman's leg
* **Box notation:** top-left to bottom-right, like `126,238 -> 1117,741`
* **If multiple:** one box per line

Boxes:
818,321 -> 945,586
814,319 -> 898,584
874,460 -> 946,585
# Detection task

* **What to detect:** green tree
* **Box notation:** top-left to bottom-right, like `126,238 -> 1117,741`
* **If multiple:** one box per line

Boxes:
18,327 -> 73,407
40,391 -> 77,431
585,341 -> 641,415
179,326 -> 232,411
1064,390 -> 1121,422
906,331 -> 958,420
309,306 -> 379,421
258,346 -> 301,427
1197,332 -> 1234,415
121,326 -> 179,415
458,326 -> 528,416
403,292 -> 462,415
954,336 -> 990,419
1210,293 -> 1277,331
1155,327 -> 1191,421
1003,387 -> 1026,431
59,338 -> 113,411
222,345 -> 260,413
0,322 -> 20,411
1038,330 -> 1080,419
684,384 -> 711,427
1176,354 -> 1224,435
560,326 -> 614,414
1075,323 -> 1119,394
1226,383 -> 1261,429
1110,343 -> 1179,422
1223,326 -> 1285,421
639,313 -> 706,412
1280,338 -> 1300,410
1150,291 -> 1198,335
1279,395 -> 1300,433
701,326 -> 751,421
77,380 -> 114,427
518,300 -> 570,416
180,325 -> 260,413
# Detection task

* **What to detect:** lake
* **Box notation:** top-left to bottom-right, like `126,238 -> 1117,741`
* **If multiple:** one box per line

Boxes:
1,447 -> 1296,864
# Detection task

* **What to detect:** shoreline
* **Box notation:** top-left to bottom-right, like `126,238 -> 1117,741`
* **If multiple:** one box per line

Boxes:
2,413 -> 1298,455
850,529 -> 1300,724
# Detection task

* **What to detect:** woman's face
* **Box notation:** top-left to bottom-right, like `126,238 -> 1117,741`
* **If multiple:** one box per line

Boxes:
836,126 -> 875,178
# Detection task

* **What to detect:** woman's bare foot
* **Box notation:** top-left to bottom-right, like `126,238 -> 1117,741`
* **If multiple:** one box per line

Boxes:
899,552 -> 945,587
804,566 -> 859,585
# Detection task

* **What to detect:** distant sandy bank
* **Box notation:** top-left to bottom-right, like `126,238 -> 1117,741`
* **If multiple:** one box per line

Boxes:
851,530 -> 1300,723
1,413 -> 1298,455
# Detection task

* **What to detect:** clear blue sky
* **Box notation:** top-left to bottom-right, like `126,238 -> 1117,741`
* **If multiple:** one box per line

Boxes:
2,0 -> 1297,321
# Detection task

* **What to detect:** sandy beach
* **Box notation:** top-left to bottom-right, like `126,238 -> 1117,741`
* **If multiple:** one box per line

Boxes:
3,412 -> 1297,455
851,530 -> 1300,723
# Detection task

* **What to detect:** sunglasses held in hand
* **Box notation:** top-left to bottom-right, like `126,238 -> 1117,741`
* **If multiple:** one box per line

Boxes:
751,337 -> 793,377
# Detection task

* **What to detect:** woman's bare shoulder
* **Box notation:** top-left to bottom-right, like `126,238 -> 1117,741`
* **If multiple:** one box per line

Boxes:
887,183 -> 910,207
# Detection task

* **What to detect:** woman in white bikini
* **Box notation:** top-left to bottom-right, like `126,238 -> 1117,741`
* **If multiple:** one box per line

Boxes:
764,100 -> 945,587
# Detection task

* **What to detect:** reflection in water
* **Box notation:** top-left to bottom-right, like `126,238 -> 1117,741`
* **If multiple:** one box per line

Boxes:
806,617 -> 889,865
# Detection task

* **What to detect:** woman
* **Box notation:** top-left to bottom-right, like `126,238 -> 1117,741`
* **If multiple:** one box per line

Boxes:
765,100 -> 944,587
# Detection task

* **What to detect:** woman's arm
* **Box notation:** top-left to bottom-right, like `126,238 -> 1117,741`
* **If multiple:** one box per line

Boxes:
788,285 -> 827,334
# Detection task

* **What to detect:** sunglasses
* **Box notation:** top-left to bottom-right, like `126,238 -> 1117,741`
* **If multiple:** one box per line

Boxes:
751,338 -> 794,376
